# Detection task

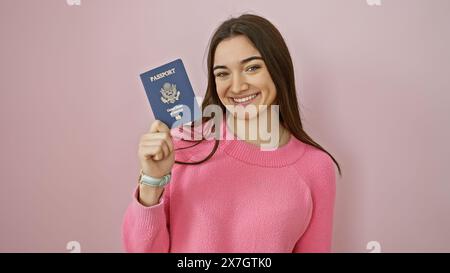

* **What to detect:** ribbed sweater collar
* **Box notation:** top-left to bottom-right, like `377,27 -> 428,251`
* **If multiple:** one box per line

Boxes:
219,117 -> 307,168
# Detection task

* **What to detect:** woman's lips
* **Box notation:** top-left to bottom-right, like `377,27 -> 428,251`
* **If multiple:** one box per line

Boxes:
229,92 -> 261,106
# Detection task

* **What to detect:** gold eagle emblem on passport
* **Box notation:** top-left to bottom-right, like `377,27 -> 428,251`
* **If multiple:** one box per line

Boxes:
160,82 -> 180,104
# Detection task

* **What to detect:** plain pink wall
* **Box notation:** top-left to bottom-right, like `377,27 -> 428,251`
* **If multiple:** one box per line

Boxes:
1,0 -> 449,252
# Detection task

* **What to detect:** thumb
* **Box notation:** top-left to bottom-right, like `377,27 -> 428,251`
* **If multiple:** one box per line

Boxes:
149,120 -> 170,134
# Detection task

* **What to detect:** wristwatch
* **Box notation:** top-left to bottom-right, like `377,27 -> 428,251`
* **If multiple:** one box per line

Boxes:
138,169 -> 171,187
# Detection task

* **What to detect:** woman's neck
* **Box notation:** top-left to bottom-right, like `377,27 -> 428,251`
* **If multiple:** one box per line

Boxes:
226,108 -> 291,149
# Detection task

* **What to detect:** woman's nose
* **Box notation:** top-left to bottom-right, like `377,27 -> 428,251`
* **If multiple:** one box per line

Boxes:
230,73 -> 249,93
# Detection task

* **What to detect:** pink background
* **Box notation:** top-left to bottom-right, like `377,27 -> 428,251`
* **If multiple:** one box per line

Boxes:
1,0 -> 449,252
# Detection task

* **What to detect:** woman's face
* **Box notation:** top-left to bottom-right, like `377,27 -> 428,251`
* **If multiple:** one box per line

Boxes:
213,35 -> 277,120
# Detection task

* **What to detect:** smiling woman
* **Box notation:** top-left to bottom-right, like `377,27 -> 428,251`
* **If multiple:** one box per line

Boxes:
214,38 -> 276,112
213,36 -> 283,146
123,13 -> 342,253
178,14 -> 344,166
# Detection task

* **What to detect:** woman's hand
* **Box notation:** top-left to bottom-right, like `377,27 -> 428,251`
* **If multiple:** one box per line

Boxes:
137,120 -> 175,206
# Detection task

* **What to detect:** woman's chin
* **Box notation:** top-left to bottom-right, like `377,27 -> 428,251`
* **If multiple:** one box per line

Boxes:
228,104 -> 261,121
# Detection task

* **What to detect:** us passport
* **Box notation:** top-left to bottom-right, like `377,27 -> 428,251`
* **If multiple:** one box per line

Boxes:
140,59 -> 201,128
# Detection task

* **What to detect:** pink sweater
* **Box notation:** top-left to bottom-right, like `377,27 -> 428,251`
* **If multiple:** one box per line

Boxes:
122,121 -> 336,253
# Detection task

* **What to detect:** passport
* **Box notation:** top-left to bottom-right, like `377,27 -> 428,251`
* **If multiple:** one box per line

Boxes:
140,59 -> 201,129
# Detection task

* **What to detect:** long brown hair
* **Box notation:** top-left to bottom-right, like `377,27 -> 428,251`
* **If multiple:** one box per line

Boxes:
175,14 -> 342,177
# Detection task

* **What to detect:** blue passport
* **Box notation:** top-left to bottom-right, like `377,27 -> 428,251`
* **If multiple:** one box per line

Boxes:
140,59 -> 201,128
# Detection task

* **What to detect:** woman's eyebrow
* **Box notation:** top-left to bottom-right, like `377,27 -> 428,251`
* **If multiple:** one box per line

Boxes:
240,56 -> 263,64
213,56 -> 263,71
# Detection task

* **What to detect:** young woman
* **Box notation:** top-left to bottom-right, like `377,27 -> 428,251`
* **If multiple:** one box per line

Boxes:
123,14 -> 342,253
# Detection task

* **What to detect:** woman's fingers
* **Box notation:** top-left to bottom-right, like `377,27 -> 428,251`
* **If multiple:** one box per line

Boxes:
140,139 -> 170,160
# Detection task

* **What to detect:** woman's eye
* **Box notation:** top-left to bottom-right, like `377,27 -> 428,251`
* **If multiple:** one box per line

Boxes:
246,65 -> 261,72
215,72 -> 229,78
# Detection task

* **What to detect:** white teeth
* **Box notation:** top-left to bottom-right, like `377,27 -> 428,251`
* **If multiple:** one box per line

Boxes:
232,93 -> 258,103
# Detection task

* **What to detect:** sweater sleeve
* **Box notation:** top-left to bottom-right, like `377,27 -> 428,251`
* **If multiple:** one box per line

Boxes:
122,182 -> 171,253
121,134 -> 195,253
293,152 -> 337,253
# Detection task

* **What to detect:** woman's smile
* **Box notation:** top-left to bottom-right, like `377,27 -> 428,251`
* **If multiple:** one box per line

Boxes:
229,92 -> 261,106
